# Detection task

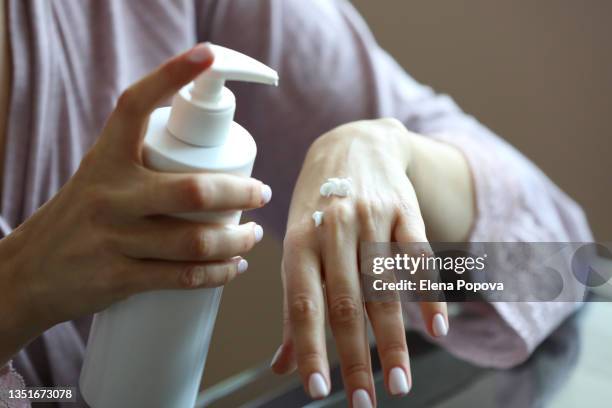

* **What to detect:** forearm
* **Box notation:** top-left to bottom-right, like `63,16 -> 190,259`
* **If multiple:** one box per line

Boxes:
0,237 -> 41,367
406,133 -> 476,242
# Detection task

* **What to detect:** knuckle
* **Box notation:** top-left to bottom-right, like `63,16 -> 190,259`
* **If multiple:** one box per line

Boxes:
96,229 -> 120,256
325,202 -> 355,227
342,361 -> 370,380
241,228 -> 256,252
181,177 -> 212,210
83,189 -> 113,222
186,228 -> 211,259
289,296 -> 319,323
223,263 -> 235,285
380,341 -> 408,357
354,198 -> 374,221
182,265 -> 210,288
328,296 -> 361,327
248,181 -> 261,207
369,300 -> 401,315
116,88 -> 140,116
282,226 -> 311,254
295,350 -> 323,366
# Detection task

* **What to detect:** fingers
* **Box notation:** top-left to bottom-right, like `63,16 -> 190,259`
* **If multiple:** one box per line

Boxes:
106,43 -> 214,154
321,204 -> 375,407
419,302 -> 449,337
123,256 -> 248,294
129,172 -> 272,215
394,211 -> 449,338
270,274 -> 298,375
366,301 -> 411,396
282,230 -> 330,399
361,209 -> 412,397
117,218 -> 263,262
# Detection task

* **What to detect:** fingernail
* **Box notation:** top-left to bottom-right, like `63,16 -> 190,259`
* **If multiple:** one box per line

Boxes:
187,43 -> 213,63
237,258 -> 249,274
308,373 -> 329,399
432,313 -> 448,337
254,224 -> 264,243
270,344 -> 283,367
261,184 -> 272,204
352,389 -> 373,408
389,367 -> 410,396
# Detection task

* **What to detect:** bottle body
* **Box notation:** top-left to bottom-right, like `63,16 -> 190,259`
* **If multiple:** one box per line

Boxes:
79,107 -> 256,408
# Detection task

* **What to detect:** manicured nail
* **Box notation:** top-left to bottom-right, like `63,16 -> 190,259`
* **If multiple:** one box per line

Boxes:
352,389 -> 373,408
237,259 -> 249,274
254,224 -> 264,243
270,344 -> 283,367
261,184 -> 272,204
432,313 -> 448,337
187,43 -> 213,63
389,367 -> 410,395
308,373 -> 329,399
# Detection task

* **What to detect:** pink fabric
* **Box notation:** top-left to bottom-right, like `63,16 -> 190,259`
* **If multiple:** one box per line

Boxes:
402,131 -> 591,368
0,0 -> 593,400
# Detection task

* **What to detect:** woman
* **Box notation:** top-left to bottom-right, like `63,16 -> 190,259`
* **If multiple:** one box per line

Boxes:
0,1 -> 591,407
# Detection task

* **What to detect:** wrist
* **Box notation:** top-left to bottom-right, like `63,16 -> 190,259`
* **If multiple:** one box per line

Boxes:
405,133 -> 476,242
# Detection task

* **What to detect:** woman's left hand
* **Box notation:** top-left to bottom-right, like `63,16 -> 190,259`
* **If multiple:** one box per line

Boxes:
271,119 -> 449,406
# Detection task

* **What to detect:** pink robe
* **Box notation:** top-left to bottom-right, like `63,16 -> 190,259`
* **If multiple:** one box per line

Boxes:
0,0 -> 592,406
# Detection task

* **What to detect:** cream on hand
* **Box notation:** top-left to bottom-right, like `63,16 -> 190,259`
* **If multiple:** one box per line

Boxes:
313,177 -> 353,227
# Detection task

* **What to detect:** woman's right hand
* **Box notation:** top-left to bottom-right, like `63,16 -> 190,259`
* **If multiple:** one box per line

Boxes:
0,43 -> 271,344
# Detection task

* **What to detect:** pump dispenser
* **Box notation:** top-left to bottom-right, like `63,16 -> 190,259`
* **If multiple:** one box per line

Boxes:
80,44 -> 278,408
168,44 -> 278,148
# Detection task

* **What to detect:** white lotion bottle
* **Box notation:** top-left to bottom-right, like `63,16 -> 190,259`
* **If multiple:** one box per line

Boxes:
79,44 -> 278,408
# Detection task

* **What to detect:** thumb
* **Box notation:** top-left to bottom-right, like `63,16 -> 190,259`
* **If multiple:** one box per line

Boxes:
105,43 -> 214,157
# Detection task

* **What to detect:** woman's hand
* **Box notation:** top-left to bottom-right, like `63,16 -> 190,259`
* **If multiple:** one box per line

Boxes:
0,43 -> 271,363
271,119 -> 453,406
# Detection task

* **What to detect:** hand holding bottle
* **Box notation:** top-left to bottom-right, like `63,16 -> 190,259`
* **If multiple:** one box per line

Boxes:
0,44 -> 271,364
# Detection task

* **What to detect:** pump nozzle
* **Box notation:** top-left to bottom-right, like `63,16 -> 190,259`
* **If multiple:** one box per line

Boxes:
191,44 -> 279,103
167,43 -> 279,147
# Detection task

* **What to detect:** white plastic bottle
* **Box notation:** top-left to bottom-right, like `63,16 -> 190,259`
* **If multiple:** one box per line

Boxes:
79,44 -> 278,408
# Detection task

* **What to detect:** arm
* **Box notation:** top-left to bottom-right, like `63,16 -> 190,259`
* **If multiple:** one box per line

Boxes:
0,44 -> 270,373
408,133 -> 475,242
0,229 -> 39,368
199,0 -> 592,399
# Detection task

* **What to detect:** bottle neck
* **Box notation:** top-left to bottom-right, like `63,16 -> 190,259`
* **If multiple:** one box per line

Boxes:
167,85 -> 236,147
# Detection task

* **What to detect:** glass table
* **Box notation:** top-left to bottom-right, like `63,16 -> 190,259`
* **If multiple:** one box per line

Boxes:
196,299 -> 612,408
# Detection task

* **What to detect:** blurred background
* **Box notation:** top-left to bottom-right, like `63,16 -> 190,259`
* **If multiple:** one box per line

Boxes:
203,0 -> 612,388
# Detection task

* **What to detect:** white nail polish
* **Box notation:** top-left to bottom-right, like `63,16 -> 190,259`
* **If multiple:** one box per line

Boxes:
308,373 -> 329,399
261,184 -> 272,204
352,389 -> 372,408
270,344 -> 283,367
186,43 -> 212,62
237,259 -> 248,274
432,313 -> 448,337
254,224 -> 264,243
389,367 -> 410,395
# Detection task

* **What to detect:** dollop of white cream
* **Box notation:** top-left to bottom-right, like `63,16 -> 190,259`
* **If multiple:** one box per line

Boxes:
312,211 -> 324,227
319,177 -> 352,198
